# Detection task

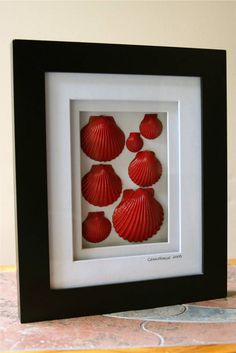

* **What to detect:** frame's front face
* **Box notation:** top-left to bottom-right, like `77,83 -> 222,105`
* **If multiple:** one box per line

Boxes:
13,40 -> 227,323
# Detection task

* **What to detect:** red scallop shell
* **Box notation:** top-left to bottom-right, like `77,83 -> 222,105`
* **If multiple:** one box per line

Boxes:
82,164 -> 122,206
82,212 -> 111,243
139,114 -> 163,139
128,150 -> 162,186
126,132 -> 143,152
113,188 -> 164,242
81,115 -> 125,161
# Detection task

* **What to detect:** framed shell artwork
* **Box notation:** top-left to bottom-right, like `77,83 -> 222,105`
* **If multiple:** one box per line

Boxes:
13,40 -> 227,322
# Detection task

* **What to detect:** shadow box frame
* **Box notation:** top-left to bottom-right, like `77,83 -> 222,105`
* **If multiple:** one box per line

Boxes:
13,39 -> 227,323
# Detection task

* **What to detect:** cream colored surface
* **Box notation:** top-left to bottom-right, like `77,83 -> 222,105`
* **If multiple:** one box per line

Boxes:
0,1 -> 235,264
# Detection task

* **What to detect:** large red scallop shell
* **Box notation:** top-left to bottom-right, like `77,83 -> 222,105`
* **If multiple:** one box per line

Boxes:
128,150 -> 162,186
82,212 -> 111,243
126,132 -> 143,152
113,188 -> 164,242
81,115 -> 125,161
82,164 -> 122,206
139,114 -> 163,139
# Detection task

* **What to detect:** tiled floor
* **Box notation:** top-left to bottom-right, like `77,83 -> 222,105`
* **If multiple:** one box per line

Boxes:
0,266 -> 236,351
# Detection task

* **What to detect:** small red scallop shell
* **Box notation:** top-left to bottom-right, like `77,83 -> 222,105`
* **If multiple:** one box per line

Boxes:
126,132 -> 143,152
113,188 -> 164,242
139,114 -> 163,139
128,150 -> 162,186
82,164 -> 122,206
82,212 -> 111,243
81,115 -> 125,161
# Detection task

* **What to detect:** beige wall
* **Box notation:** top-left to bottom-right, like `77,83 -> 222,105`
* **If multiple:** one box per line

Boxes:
0,1 -> 235,265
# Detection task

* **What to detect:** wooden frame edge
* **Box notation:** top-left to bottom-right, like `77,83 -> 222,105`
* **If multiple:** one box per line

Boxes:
6,343 -> 236,353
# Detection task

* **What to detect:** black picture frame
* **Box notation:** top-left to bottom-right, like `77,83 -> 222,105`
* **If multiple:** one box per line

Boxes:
13,39 -> 227,323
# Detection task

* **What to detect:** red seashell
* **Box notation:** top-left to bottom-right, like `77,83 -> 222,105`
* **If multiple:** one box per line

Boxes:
113,188 -> 164,242
82,164 -> 122,206
139,114 -> 163,139
128,150 -> 162,186
81,115 -> 125,161
82,212 -> 111,243
126,132 -> 143,152
120,189 -> 135,204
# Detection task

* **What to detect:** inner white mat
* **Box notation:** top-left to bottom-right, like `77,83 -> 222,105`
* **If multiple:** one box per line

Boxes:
45,73 -> 202,289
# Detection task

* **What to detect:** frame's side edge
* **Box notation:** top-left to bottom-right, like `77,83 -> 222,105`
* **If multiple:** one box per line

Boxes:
12,39 -> 24,321
201,49 -> 227,296
223,50 -> 228,288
